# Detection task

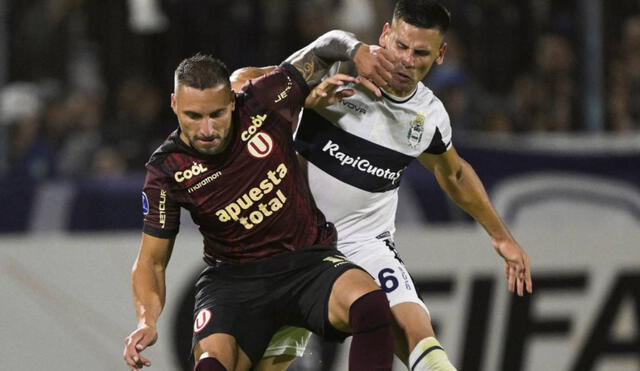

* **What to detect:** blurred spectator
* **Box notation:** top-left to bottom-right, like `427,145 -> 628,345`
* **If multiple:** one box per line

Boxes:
0,82 -> 57,180
9,0 -> 87,83
448,0 -> 535,94
102,76 -> 173,172
425,31 -> 486,131
56,89 -> 106,177
510,33 -> 580,132
91,146 -> 128,178
608,15 -> 640,132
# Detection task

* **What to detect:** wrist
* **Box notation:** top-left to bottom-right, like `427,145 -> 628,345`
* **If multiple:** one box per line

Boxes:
490,230 -> 514,243
350,42 -> 366,61
137,318 -> 158,329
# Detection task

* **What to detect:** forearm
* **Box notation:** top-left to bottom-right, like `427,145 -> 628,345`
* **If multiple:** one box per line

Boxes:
131,260 -> 166,327
437,160 -> 512,241
284,30 -> 361,86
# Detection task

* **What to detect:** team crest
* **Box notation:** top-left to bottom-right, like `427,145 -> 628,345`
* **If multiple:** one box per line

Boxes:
407,114 -> 425,148
194,308 -> 212,333
247,132 -> 274,158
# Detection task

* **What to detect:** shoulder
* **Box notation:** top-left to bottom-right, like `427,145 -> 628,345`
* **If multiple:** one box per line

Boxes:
412,83 -> 450,130
145,131 -> 183,181
415,83 -> 447,115
245,63 -> 310,99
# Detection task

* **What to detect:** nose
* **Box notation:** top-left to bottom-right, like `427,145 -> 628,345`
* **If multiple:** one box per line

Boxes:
199,118 -> 216,137
401,50 -> 415,68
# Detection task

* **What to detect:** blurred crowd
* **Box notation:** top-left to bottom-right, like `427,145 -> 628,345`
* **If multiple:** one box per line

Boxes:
1,0 -> 639,182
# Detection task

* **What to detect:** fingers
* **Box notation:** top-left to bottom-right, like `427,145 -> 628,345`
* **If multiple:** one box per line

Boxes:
507,258 -> 533,296
507,265 -> 516,293
372,46 -> 396,65
357,76 -> 381,97
524,255 -> 533,294
367,46 -> 395,86
124,331 -> 153,369
336,89 -> 355,100
367,71 -> 391,90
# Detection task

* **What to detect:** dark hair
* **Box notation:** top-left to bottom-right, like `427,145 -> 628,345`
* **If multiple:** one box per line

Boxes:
393,0 -> 451,34
174,53 -> 230,90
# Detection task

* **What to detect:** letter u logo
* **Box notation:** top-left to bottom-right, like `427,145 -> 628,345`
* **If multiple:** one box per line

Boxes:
247,132 -> 274,158
194,308 -> 212,333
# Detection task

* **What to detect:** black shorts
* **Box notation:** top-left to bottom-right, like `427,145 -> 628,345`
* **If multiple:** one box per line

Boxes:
191,244 -> 364,365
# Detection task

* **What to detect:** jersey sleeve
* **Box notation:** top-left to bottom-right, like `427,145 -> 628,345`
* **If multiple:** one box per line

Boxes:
245,63 -> 310,123
141,164 -> 180,238
424,101 -> 453,155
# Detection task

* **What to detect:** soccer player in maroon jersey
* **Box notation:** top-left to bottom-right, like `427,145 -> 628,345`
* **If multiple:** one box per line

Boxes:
122,53 -> 395,371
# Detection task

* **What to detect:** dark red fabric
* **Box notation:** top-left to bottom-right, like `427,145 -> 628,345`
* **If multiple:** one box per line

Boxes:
141,65 -> 335,264
193,357 -> 227,371
348,290 -> 394,371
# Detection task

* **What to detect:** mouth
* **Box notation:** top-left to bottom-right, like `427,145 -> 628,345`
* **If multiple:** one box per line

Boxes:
195,136 -> 221,148
395,71 -> 412,83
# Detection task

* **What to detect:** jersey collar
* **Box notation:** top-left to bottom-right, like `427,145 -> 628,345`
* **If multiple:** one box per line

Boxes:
380,85 -> 418,104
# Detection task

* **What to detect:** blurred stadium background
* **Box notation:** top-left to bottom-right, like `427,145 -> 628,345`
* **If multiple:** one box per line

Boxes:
0,0 -> 638,370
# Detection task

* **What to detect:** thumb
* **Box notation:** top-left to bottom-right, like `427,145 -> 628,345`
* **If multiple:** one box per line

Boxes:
136,332 -> 157,350
336,89 -> 355,99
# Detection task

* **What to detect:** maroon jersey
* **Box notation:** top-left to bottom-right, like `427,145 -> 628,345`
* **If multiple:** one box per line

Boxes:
141,64 -> 336,264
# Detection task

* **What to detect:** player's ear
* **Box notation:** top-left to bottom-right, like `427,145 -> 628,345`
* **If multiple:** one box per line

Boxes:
170,93 -> 178,115
379,22 -> 391,48
435,41 -> 447,65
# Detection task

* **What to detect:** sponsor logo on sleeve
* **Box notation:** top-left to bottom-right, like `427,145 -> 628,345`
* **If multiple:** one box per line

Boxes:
159,190 -> 167,228
142,192 -> 149,215
274,75 -> 293,103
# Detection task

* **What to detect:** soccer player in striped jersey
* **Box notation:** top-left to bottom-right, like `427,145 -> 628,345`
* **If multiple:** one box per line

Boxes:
235,1 -> 533,370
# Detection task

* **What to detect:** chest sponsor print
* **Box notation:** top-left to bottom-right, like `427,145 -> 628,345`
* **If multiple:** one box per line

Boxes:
174,162 -> 208,183
215,162 -> 289,229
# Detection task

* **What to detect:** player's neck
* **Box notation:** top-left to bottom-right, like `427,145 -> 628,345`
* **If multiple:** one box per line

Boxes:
381,85 -> 417,100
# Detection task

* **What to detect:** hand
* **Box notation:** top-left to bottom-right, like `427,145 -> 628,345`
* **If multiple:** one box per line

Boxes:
123,324 -> 158,370
305,74 -> 357,109
353,44 -> 396,97
493,238 -> 533,296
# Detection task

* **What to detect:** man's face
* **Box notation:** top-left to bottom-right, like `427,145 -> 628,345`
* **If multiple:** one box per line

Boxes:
171,84 -> 235,155
379,19 -> 447,96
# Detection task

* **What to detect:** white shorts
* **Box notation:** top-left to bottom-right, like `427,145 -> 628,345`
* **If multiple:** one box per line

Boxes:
262,325 -> 311,357
263,232 -> 428,357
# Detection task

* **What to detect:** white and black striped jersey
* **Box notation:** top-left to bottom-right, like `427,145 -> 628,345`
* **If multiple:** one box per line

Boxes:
295,62 -> 452,246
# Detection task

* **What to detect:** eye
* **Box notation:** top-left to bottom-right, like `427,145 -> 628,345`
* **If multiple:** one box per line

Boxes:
186,112 -> 202,120
210,109 -> 225,118
397,41 -> 408,50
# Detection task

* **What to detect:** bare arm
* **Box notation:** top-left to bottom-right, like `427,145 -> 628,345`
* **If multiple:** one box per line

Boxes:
285,30 -> 395,95
123,232 -> 175,370
230,31 -> 394,98
418,148 -> 533,295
